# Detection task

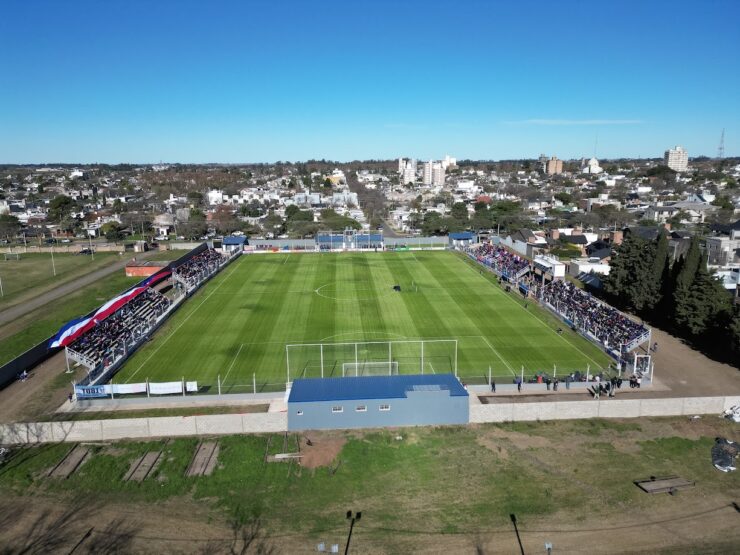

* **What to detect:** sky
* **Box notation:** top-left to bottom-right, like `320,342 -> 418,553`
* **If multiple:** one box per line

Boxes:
1,0 -> 739,163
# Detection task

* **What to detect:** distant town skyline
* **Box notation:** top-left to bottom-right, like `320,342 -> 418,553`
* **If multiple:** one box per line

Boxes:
1,0 -> 739,163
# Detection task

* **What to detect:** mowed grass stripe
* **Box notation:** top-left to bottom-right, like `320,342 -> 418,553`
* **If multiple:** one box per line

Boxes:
453,252 -> 608,370
114,252 -> 611,386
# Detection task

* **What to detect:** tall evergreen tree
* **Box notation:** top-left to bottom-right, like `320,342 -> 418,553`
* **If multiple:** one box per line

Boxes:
604,234 -> 653,311
654,256 -> 674,325
646,231 -> 669,310
673,236 -> 701,326
680,253 -> 732,336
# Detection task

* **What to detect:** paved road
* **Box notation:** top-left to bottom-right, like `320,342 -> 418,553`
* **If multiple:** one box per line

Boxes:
0,251 -> 157,327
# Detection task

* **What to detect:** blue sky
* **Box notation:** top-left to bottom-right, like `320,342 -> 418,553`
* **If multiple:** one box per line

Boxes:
1,0 -> 738,163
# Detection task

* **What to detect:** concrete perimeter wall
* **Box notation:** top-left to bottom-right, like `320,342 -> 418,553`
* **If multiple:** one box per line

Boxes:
2,396 -> 738,444
470,396 -> 740,423
0,412 -> 286,444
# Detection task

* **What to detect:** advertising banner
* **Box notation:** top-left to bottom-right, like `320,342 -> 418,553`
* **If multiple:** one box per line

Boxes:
186,381 -> 198,392
75,385 -> 111,398
112,383 -> 147,395
148,381 -> 183,395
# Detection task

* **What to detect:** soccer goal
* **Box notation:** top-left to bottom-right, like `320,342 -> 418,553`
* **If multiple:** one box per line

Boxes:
3,252 -> 20,261
342,361 -> 399,376
285,339 -> 458,382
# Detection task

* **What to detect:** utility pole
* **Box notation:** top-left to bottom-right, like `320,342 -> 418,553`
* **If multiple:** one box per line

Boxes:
50,244 -> 56,276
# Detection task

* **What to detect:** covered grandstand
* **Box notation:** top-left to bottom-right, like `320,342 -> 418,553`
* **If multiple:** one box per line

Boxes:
316,229 -> 384,251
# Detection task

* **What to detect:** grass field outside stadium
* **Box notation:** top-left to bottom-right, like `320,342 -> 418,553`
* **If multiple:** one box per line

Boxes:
114,250 -> 611,392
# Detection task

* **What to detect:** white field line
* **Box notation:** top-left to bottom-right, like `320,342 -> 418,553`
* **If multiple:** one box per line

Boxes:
283,255 -> 289,264
459,257 -> 605,369
222,343 -> 244,384
478,335 -> 516,376
123,263 -> 241,383
428,362 -> 436,374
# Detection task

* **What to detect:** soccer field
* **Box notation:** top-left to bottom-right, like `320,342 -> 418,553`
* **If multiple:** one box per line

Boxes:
115,251 -> 611,392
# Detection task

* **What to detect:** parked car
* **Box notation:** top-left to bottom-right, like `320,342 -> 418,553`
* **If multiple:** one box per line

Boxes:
77,248 -> 93,255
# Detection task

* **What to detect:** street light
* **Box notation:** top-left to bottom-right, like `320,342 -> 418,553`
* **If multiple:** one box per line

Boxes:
344,510 -> 361,555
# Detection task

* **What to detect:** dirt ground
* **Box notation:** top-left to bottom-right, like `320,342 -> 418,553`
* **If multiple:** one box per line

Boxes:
299,432 -> 346,469
0,350 -> 86,423
0,491 -> 737,554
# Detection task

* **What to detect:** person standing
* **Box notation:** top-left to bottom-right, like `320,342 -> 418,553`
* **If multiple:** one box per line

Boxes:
517,378 -> 522,393
553,379 -> 559,392
491,380 -> 496,393
565,374 -> 571,390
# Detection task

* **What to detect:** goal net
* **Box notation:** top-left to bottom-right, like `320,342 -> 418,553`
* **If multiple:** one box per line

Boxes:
285,339 -> 458,382
342,361 -> 399,376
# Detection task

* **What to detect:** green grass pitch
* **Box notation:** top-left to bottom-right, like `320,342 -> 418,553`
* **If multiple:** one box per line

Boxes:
114,251 -> 611,392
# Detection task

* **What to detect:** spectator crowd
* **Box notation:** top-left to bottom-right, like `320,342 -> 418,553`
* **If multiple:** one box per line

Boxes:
466,243 -> 530,277
541,280 -> 648,350
70,288 -> 171,374
174,248 -> 224,287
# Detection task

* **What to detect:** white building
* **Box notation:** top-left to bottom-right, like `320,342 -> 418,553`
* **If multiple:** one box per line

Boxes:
422,160 -> 433,185
664,146 -> 688,173
581,157 -> 603,174
442,155 -> 457,169
432,162 -> 445,186
401,159 -> 417,185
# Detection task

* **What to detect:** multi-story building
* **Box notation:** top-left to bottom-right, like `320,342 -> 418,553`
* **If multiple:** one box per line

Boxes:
422,160 -> 433,185
546,156 -> 563,175
399,158 -> 417,185
664,146 -> 688,173
432,162 -> 445,186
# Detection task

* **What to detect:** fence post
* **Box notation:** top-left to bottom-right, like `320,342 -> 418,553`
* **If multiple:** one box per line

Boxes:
218,374 -> 221,396
521,365 -> 524,384
488,366 -> 491,385
586,364 -> 590,382
553,364 -> 556,379
182,377 -> 185,397
146,378 -> 150,398
253,372 -> 256,394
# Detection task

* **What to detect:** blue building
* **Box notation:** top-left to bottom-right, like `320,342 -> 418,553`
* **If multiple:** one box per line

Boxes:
287,374 -> 469,431
449,231 -> 475,248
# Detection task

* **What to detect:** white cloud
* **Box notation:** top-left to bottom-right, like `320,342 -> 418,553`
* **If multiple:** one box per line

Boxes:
505,119 -> 644,126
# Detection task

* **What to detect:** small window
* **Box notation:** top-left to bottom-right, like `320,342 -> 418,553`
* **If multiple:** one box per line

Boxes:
379,404 -> 391,412
356,405 -> 367,412
296,410 -> 303,416
332,406 -> 343,413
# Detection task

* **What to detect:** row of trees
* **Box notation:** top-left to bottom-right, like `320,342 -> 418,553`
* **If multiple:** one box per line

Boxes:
604,232 -> 740,361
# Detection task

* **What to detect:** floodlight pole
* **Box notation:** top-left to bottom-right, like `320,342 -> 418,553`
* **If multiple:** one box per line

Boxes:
0,276 -> 3,297
344,510 -> 361,555
354,343 -> 358,376
421,341 -> 424,374
320,344 -> 324,378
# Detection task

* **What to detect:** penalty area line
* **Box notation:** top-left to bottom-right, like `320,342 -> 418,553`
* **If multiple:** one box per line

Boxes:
222,343 -> 245,384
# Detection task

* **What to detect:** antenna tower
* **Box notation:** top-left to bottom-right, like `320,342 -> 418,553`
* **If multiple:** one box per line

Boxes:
718,128 -> 725,159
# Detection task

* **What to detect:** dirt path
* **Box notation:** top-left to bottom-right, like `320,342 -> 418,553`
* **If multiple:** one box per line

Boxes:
0,350 -> 86,423
0,251 -> 163,327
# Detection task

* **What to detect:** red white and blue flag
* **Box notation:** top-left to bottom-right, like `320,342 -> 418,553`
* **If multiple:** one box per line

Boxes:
48,268 -> 171,349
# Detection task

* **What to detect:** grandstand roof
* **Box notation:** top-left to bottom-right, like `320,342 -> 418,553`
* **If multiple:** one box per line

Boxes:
449,232 -> 474,240
288,374 -> 468,403
223,236 -> 246,245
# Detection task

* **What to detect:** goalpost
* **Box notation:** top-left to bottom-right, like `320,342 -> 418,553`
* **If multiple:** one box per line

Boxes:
3,252 -> 20,261
285,339 -> 458,382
